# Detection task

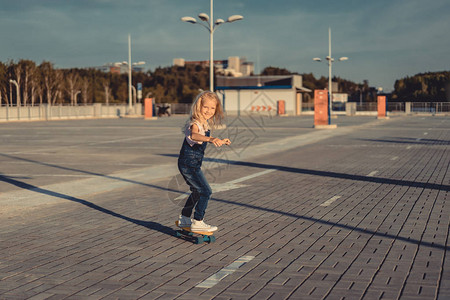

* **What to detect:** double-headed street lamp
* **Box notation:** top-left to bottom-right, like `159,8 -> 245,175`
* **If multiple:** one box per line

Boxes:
116,34 -> 145,111
181,0 -> 243,91
313,27 -> 348,125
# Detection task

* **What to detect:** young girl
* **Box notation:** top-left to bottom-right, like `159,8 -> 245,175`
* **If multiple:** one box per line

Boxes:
177,91 -> 231,232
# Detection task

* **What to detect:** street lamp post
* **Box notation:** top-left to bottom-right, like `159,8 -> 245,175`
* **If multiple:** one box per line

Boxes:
181,0 -> 243,91
128,34 -> 132,111
116,34 -> 145,112
9,79 -> 20,106
74,90 -> 81,106
313,28 -> 348,125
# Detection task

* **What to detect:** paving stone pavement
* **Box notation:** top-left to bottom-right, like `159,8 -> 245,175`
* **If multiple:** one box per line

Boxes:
0,115 -> 448,299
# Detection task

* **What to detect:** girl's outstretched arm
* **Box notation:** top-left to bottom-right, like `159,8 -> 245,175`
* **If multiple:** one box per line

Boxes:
190,124 -> 231,147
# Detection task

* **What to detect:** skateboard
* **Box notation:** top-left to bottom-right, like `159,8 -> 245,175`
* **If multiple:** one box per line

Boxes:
174,221 -> 216,244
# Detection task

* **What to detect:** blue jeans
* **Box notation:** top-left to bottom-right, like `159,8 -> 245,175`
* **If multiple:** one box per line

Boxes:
178,137 -> 212,221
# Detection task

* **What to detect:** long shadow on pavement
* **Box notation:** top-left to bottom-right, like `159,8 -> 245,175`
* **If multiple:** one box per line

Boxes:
2,153 -> 447,251
210,197 -> 447,251
0,152 -> 181,194
161,154 -> 450,192
358,137 -> 450,146
0,174 -> 174,236
1,173 -> 446,251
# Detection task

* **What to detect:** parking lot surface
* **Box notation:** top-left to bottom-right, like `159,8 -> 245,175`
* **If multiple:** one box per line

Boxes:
0,114 -> 448,299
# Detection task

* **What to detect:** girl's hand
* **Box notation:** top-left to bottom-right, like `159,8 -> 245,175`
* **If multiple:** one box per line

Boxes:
209,138 -> 231,147
210,137 -> 224,147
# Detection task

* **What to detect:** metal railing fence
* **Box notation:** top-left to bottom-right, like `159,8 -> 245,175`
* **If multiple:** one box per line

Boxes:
0,103 -> 142,122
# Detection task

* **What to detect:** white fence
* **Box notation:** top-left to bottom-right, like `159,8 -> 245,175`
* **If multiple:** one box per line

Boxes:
0,103 -> 143,122
408,102 -> 450,113
1,101 -> 448,122
301,102 -> 450,116
356,102 -> 450,113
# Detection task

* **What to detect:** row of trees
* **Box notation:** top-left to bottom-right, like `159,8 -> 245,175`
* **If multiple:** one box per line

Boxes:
391,71 -> 450,102
0,60 -> 212,106
0,60 -> 136,107
1,60 -> 448,106
260,67 -> 449,103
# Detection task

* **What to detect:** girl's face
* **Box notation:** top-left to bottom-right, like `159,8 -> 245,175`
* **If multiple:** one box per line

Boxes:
200,97 -> 217,121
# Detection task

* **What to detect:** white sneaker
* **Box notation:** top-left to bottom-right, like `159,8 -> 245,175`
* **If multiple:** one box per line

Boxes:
178,215 -> 192,228
191,219 -> 218,232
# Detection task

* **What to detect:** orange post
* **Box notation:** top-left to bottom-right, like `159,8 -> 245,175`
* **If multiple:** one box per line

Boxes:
277,100 -> 286,115
314,90 -> 328,126
377,95 -> 387,118
145,98 -> 154,119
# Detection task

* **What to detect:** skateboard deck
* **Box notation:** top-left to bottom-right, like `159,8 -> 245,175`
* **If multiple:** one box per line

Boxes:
174,221 -> 216,244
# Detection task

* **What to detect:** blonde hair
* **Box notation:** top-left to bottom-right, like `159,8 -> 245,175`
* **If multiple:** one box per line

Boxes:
185,91 -> 224,131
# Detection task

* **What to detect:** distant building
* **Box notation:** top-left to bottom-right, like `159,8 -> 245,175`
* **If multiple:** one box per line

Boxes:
98,63 -> 145,74
332,93 -> 348,103
173,58 -> 185,67
173,56 -> 254,77
240,61 -> 254,76
173,58 -> 227,68
216,75 -> 311,115
227,56 -> 240,75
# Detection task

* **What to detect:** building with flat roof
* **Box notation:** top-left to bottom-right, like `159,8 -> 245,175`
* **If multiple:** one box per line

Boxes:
216,75 -> 311,116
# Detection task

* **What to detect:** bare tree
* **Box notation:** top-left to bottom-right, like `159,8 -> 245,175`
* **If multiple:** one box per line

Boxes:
40,62 -> 63,105
101,77 -> 111,105
37,84 -> 44,106
52,70 -> 64,105
65,71 -> 79,106
20,60 -> 36,106
41,62 -> 54,104
0,62 -> 8,107
11,62 -> 22,106
81,77 -> 89,105
30,73 -> 40,106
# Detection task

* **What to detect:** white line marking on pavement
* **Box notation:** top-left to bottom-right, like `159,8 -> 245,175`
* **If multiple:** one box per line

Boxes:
174,169 -> 277,201
391,156 -> 399,161
406,146 -> 412,149
367,171 -> 378,177
320,196 -> 341,207
227,169 -> 276,184
196,256 -> 255,289
424,132 -> 428,135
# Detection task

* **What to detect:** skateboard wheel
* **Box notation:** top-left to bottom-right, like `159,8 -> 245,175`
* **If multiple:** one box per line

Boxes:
175,231 -> 182,237
208,236 -> 216,243
195,237 -> 203,244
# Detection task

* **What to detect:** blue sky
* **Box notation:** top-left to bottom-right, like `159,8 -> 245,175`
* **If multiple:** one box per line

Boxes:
1,0 -> 449,92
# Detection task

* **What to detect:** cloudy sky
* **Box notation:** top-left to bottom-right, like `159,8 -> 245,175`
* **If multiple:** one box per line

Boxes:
1,0 -> 449,92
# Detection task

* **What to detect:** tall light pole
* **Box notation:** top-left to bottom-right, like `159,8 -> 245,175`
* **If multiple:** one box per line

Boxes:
313,28 -> 348,124
116,34 -> 145,112
128,34 -> 132,111
9,79 -> 20,106
74,90 -> 81,106
181,0 -> 243,91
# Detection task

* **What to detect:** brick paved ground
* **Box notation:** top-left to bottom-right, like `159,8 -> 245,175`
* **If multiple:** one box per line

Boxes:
0,115 -> 448,299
